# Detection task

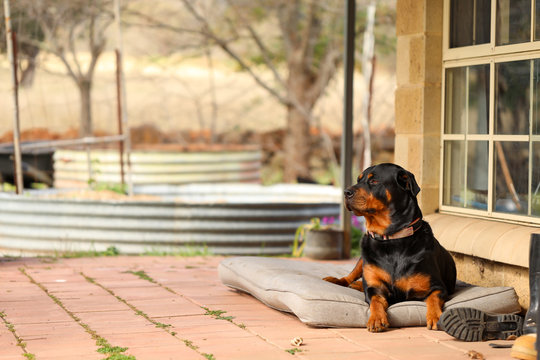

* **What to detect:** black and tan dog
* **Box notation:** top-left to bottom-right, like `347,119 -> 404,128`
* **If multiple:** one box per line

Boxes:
324,163 -> 456,332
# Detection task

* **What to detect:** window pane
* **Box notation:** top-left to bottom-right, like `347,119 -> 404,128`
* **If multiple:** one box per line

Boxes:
496,0 -> 531,45
467,141 -> 489,210
445,65 -> 490,134
443,141 -> 465,207
494,141 -> 529,214
496,60 -> 530,135
450,0 -> 491,48
536,0 -> 540,40
468,65 -> 490,134
445,68 -> 467,134
533,142 -> 540,216
533,59 -> 540,134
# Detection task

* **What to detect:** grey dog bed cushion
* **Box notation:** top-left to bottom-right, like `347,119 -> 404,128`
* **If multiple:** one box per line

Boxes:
218,257 -> 522,328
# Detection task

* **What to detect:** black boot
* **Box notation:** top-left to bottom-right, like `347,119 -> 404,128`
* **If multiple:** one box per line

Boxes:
523,233 -> 540,334
439,307 -> 522,341
439,234 -> 540,344
510,233 -> 539,360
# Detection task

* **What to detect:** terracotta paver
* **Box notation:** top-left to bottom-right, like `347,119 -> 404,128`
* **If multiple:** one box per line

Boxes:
0,255 -> 518,359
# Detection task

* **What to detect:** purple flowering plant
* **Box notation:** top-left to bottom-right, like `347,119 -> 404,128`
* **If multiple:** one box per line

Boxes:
320,215 -> 364,229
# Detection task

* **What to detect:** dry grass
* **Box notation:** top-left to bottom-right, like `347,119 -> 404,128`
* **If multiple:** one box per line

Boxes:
0,53 -> 395,139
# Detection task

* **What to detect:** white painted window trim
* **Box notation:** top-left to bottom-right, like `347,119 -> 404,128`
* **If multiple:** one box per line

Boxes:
440,0 -> 540,225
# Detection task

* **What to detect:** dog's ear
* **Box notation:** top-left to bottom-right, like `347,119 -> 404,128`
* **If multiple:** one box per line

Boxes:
396,170 -> 421,197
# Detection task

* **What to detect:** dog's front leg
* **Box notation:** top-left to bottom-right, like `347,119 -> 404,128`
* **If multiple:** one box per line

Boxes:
367,294 -> 389,332
323,259 -> 363,288
425,290 -> 444,330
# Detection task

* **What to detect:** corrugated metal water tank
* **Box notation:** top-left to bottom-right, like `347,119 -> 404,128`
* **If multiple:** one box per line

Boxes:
53,146 -> 262,187
0,184 -> 341,256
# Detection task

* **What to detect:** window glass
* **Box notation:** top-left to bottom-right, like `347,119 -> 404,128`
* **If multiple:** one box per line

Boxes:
496,0 -> 531,45
467,141 -> 489,209
444,0 -> 540,222
494,141 -> 529,214
496,60 -> 530,135
533,142 -> 540,216
445,65 -> 490,134
533,59 -> 540,134
450,0 -> 491,48
443,141 -> 466,207
445,68 -> 467,134
468,65 -> 490,134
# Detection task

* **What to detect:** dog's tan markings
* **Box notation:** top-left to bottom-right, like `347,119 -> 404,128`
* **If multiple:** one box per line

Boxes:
425,290 -> 444,330
385,189 -> 392,202
395,273 -> 431,298
367,173 -> 374,179
358,173 -> 364,181
400,173 -> 412,191
363,193 -> 391,235
323,259 -> 363,288
367,294 -> 389,332
363,264 -> 391,332
363,264 -> 391,288
348,188 -> 391,235
349,280 -> 364,291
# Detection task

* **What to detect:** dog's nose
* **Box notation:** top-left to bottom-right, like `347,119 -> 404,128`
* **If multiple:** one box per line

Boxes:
344,189 -> 354,199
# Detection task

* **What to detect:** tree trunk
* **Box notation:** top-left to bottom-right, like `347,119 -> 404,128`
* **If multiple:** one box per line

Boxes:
283,104 -> 312,182
19,57 -> 37,88
283,64 -> 314,182
78,79 -> 93,137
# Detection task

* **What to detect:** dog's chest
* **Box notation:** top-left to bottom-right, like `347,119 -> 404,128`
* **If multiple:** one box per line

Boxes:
363,246 -> 431,302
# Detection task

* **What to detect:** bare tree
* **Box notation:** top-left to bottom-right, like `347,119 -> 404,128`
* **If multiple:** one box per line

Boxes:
134,0 -> 344,182
13,0 -> 114,137
0,3 -> 43,87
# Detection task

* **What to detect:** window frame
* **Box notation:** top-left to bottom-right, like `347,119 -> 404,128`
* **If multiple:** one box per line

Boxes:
440,0 -> 540,225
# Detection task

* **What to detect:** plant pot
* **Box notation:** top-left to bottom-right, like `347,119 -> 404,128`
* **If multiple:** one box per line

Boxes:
303,228 -> 343,260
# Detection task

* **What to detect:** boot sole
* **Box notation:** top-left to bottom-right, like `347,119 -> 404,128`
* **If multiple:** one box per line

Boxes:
440,307 -> 523,342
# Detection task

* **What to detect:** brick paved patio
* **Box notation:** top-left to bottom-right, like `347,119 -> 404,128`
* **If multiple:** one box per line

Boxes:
0,256 -> 516,359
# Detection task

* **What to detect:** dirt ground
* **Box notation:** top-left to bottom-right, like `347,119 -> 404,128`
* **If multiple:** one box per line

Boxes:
0,54 -> 395,184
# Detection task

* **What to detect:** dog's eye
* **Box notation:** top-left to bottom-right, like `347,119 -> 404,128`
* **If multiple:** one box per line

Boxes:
369,179 -> 379,186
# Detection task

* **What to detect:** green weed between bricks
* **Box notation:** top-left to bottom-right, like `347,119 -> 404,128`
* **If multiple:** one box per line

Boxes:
183,340 -> 215,360
96,338 -> 135,360
203,307 -> 235,322
124,269 -> 247,331
83,272 -> 215,359
0,311 -> 35,359
19,268 -> 135,360
286,348 -> 303,355
125,270 -> 156,283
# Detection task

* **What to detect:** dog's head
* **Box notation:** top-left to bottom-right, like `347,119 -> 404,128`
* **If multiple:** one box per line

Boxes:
344,163 -> 422,236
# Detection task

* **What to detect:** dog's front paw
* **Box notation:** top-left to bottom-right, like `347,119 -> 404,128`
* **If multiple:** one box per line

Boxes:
323,276 -> 349,287
367,312 -> 389,332
425,291 -> 444,330
426,310 -> 442,330
348,280 -> 364,292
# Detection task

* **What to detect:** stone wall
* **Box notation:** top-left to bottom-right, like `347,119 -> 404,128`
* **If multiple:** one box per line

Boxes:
452,253 -> 529,311
395,1 -> 530,310
394,0 -> 443,214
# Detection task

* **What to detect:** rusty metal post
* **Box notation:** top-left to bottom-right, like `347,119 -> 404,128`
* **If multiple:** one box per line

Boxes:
114,0 -> 133,195
3,0 -> 23,194
115,49 -> 126,188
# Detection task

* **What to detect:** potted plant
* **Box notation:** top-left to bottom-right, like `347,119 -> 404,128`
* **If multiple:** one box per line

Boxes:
292,217 -> 344,260
292,216 -> 365,259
